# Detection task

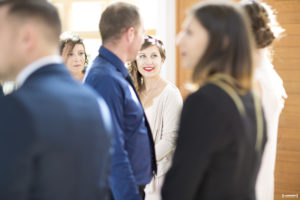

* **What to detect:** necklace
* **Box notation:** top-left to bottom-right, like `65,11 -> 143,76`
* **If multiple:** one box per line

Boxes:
141,78 -> 161,103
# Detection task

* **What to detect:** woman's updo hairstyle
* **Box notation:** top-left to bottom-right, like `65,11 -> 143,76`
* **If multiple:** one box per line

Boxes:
241,0 -> 279,48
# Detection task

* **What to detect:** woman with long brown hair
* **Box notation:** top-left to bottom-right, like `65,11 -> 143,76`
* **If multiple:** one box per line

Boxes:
129,35 -> 182,200
162,1 -> 267,199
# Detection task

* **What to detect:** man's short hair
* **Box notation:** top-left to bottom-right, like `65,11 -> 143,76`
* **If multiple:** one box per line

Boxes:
0,0 -> 61,43
99,2 -> 141,44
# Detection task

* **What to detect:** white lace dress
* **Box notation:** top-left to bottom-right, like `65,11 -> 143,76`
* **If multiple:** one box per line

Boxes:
144,82 -> 183,200
255,49 -> 287,200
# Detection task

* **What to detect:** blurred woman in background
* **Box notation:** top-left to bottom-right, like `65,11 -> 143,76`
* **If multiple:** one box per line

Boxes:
162,1 -> 266,199
60,32 -> 88,82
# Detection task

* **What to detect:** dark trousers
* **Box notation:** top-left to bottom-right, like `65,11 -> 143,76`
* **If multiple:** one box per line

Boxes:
109,185 -> 145,200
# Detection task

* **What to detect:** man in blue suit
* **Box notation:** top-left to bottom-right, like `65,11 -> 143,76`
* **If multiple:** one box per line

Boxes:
84,2 -> 156,200
0,85 -> 3,96
0,1 -> 112,199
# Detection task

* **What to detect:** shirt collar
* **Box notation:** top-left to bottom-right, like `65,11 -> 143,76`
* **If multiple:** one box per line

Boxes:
16,55 -> 63,88
99,46 -> 129,78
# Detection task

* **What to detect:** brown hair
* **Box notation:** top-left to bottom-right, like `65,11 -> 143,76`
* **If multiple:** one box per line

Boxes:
241,0 -> 277,48
0,0 -> 61,44
99,2 -> 141,44
59,33 -> 88,74
128,35 -> 166,93
190,1 -> 254,92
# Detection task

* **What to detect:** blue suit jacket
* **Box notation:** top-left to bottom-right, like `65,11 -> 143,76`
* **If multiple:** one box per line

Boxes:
85,46 -> 156,200
0,63 -> 112,200
0,85 -> 4,97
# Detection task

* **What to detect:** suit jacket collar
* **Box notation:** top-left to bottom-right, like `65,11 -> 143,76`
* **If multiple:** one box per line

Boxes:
16,55 -> 63,88
98,46 -> 129,78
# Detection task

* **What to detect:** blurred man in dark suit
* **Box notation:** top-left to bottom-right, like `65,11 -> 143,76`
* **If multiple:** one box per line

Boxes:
0,85 -> 3,96
0,1 -> 112,199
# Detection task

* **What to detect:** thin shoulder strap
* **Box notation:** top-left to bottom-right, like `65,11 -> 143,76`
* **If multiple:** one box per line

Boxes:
253,91 -> 263,152
211,80 -> 246,117
208,77 -> 264,152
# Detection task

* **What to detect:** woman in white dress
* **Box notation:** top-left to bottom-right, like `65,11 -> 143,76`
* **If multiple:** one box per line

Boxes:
241,1 -> 287,199
129,35 -> 183,200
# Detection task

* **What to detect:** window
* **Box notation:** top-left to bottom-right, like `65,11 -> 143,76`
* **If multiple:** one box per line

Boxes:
51,0 -> 155,62
50,0 -> 176,84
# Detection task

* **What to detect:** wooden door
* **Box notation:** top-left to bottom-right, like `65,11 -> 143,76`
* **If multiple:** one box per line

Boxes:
176,0 -> 300,199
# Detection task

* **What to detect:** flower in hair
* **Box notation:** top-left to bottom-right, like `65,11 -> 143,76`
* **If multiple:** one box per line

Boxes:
60,31 -> 80,42
145,35 -> 165,51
